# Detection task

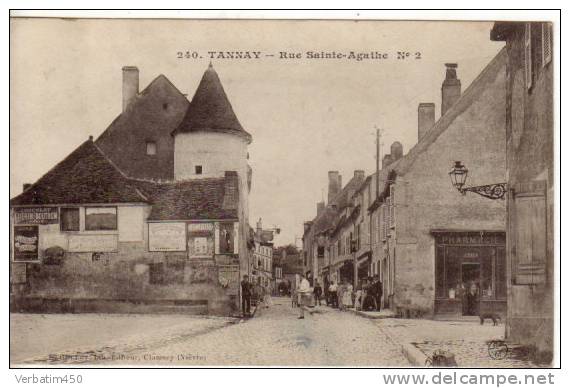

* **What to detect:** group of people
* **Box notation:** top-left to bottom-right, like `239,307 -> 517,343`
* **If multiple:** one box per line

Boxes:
319,275 -> 383,312
240,275 -> 273,317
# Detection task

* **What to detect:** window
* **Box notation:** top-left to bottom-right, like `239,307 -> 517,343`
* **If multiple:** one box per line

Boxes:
146,141 -> 157,155
85,207 -> 117,231
542,23 -> 552,67
317,246 -> 325,258
60,207 -> 80,231
525,23 -> 533,90
195,165 -> 203,175
389,185 -> 396,228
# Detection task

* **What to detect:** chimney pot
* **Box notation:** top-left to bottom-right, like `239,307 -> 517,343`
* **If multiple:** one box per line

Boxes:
354,170 -> 365,179
441,63 -> 461,116
327,171 -> 341,204
317,201 -> 325,216
382,154 -> 394,169
122,66 -> 139,112
418,103 -> 436,141
390,142 -> 403,161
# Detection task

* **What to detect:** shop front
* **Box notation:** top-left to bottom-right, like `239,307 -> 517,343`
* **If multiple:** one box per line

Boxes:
432,231 -> 506,317
338,260 -> 354,284
356,253 -> 371,283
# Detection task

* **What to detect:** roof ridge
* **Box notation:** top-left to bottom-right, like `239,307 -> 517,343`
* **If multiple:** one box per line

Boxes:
394,47 -> 507,176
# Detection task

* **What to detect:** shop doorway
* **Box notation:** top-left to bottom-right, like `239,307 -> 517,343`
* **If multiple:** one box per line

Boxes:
461,263 -> 480,316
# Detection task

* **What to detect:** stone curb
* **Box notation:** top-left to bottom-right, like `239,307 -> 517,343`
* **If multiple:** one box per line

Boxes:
400,342 -> 429,367
350,309 -> 398,320
375,322 -> 427,367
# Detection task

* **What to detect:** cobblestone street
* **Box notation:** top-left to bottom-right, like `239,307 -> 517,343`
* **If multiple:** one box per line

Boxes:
11,298 -> 408,366
376,318 -> 539,367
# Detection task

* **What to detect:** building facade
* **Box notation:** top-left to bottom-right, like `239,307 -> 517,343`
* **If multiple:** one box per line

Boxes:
251,219 -> 275,289
10,64 -> 253,315
374,52 -> 508,317
491,21 -> 554,362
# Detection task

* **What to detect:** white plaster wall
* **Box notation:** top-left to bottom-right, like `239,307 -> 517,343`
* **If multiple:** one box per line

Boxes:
174,132 -> 248,181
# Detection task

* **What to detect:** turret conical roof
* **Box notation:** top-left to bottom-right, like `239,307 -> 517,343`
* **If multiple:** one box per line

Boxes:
173,64 -> 252,143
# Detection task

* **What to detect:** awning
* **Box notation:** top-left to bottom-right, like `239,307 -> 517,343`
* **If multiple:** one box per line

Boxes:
357,255 -> 371,267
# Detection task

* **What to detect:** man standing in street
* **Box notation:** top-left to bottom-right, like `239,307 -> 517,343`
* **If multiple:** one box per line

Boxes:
241,275 -> 252,317
329,281 -> 338,308
371,275 -> 383,311
313,281 -> 323,306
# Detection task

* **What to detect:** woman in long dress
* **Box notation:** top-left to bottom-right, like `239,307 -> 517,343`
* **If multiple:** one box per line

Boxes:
337,281 -> 346,311
343,281 -> 354,309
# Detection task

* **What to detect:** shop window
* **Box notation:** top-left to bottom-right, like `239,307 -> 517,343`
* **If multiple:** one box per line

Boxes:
60,207 -> 80,232
146,141 -> 157,155
85,207 -> 117,231
495,247 -> 507,299
445,247 -> 461,299
435,245 -> 446,298
219,222 -> 235,254
149,262 -> 164,285
480,251 -> 493,299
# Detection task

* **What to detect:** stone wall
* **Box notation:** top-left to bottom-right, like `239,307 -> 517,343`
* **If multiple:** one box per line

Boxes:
503,24 -> 554,361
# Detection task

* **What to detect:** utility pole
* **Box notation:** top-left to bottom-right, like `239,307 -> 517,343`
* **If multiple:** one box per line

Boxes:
374,126 -> 384,199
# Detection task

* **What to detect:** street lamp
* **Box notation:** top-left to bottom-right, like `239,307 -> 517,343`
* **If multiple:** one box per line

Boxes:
449,161 -> 507,200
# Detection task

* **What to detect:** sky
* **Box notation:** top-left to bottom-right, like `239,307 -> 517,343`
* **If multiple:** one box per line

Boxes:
10,18 -> 504,247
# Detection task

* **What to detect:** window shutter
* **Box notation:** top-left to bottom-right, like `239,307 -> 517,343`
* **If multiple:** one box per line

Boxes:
542,23 -> 552,67
525,23 -> 533,90
389,185 -> 395,228
513,180 -> 547,285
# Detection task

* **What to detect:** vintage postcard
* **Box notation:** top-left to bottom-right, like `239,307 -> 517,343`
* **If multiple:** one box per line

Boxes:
9,14 -> 557,369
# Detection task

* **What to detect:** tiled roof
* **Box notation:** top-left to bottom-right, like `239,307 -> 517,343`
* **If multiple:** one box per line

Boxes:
394,48 -> 507,177
140,176 -> 238,221
10,139 -> 147,206
11,138 -> 240,221
96,74 -> 189,181
173,64 -> 252,143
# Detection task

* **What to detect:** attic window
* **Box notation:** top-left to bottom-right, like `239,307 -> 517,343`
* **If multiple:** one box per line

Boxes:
195,165 -> 203,175
146,141 -> 157,155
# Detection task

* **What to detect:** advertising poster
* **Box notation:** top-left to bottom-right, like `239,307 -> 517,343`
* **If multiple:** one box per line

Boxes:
188,223 -> 214,258
148,222 -> 186,252
13,225 -> 39,261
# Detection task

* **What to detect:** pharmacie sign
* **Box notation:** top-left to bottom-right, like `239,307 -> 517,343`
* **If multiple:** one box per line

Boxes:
13,207 -> 59,225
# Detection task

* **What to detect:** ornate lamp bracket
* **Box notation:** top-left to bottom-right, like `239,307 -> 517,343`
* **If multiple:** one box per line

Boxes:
458,183 -> 508,200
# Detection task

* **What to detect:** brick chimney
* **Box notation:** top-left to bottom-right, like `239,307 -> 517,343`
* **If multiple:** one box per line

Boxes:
441,63 -> 461,116
222,171 -> 239,210
256,218 -> 262,235
122,66 -> 139,112
317,201 -> 325,216
418,103 -> 435,141
328,171 -> 341,204
354,170 -> 365,180
390,142 -> 403,161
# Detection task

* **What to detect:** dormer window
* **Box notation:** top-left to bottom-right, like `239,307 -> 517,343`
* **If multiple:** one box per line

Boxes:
195,165 -> 203,175
146,141 -> 157,155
